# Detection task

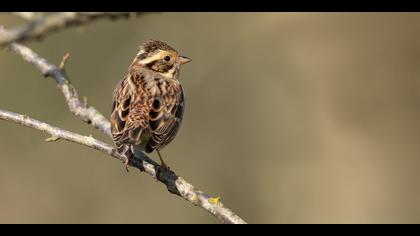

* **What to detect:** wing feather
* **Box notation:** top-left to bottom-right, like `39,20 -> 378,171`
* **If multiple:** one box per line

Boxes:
111,73 -> 150,151
146,86 -> 184,152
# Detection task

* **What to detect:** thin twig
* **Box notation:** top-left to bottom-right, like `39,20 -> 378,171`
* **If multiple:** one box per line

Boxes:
59,52 -> 70,70
0,33 -> 247,224
0,12 -> 143,46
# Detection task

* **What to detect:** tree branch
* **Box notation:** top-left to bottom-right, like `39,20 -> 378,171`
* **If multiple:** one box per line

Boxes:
0,12 -> 143,46
0,109 -> 126,162
0,31 -> 247,224
7,42 -> 112,136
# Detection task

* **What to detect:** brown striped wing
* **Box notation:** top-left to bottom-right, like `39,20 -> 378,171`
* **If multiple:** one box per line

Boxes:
111,76 -> 150,153
146,85 -> 184,152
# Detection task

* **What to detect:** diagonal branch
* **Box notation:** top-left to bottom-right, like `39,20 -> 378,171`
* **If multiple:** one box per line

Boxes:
7,42 -> 112,136
0,12 -> 143,46
0,108 -> 246,224
1,37 -> 247,224
0,109 -> 125,162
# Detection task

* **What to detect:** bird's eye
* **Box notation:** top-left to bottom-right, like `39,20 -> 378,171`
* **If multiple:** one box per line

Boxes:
164,56 -> 171,62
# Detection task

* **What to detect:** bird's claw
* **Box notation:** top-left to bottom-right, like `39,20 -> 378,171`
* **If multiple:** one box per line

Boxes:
156,163 -> 170,182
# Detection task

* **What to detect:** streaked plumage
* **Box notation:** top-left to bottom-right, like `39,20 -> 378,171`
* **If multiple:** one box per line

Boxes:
111,40 -> 191,170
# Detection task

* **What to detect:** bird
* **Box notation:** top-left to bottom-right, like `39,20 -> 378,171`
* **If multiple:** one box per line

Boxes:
110,39 -> 191,173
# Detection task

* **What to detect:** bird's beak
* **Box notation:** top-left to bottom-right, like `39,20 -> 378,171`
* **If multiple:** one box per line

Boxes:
179,56 -> 192,65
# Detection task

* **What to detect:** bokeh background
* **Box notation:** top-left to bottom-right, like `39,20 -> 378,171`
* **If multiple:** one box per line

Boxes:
1,13 -> 420,223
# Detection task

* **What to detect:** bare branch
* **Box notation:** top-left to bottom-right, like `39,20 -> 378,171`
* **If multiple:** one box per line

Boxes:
0,34 -> 247,224
0,12 -> 144,46
0,109 -> 126,163
7,42 -> 112,136
0,108 -> 246,224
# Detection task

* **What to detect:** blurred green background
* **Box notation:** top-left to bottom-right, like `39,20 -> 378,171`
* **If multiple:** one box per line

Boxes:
1,13 -> 420,223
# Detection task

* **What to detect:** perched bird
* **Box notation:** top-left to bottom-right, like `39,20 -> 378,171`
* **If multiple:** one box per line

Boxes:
111,40 -> 191,172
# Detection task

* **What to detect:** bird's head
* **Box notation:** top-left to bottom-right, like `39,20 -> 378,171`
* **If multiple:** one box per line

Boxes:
133,39 -> 191,78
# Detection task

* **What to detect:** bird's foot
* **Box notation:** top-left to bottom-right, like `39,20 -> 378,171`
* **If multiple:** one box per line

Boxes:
156,162 -> 171,182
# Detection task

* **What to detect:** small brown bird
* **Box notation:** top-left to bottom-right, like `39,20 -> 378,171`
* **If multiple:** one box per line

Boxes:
111,40 -> 191,172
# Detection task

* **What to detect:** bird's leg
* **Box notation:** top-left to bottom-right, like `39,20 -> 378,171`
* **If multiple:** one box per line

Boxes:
123,149 -> 135,172
124,158 -> 130,172
157,150 -> 168,171
156,150 -> 170,180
